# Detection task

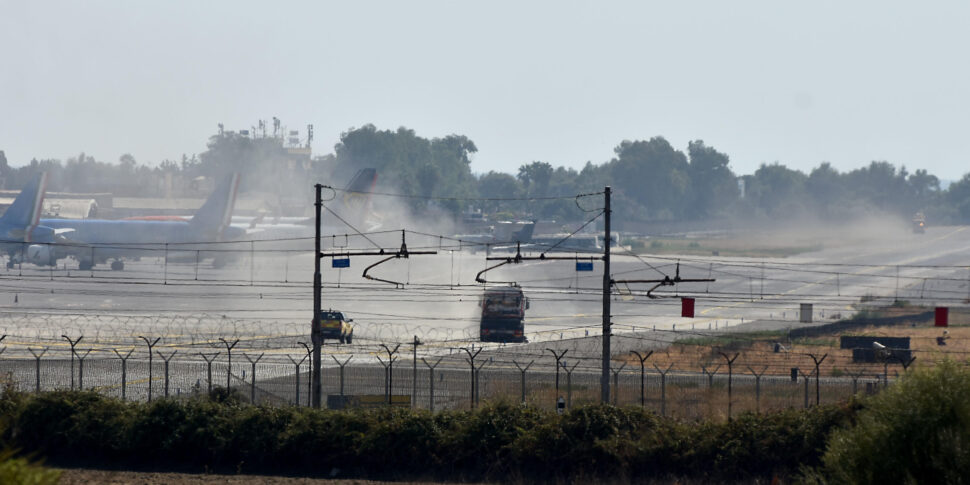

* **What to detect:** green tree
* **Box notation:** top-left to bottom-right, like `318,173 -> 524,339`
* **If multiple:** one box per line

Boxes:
608,137 -> 689,220
686,140 -> 738,219
821,360 -> 970,484
744,163 -> 808,217
517,161 -> 554,198
477,171 -> 522,213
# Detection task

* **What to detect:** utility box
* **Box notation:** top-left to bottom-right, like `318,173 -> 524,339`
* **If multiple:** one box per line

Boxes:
936,307 -> 949,327
681,298 -> 695,318
800,304 -> 813,323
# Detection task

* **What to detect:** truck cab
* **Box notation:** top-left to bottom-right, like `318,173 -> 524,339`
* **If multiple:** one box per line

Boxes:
480,285 -> 529,343
317,310 -> 354,344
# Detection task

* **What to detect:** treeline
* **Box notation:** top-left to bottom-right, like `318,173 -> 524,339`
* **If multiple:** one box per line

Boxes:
3,124 -> 970,223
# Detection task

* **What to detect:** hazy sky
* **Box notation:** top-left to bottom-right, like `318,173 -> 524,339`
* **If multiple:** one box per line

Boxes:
2,1 -> 968,180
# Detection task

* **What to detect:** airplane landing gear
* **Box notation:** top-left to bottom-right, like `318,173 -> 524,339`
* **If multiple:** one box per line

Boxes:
110,261 -> 124,271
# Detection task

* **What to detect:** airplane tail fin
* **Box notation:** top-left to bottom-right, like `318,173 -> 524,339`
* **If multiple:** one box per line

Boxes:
190,173 -> 240,235
512,221 -> 535,243
1,172 -> 48,229
335,168 -> 377,219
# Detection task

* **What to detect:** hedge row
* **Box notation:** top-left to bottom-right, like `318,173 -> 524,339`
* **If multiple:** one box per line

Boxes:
0,389 -> 853,483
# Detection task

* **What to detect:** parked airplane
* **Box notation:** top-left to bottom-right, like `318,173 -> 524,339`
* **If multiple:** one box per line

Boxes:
34,173 -> 243,270
454,221 -> 536,253
115,169 -> 381,245
0,173 -> 76,267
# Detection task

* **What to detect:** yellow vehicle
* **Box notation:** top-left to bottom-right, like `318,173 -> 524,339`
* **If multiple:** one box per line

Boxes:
318,310 -> 354,344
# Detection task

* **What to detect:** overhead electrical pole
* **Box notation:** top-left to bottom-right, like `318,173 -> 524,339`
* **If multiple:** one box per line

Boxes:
312,183 -> 323,408
602,186 -> 612,403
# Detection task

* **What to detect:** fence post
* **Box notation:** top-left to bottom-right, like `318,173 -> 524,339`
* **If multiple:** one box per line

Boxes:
803,371 -> 811,409
653,363 -> 675,417
331,355 -> 352,397
564,362 -> 579,409
701,364 -> 721,389
380,344 -> 401,405
138,336 -> 160,402
461,347 -> 483,409
422,357 -> 443,411
546,349 -> 568,405
158,350 -> 178,398
199,352 -> 220,396
288,354 -> 308,406
299,342 -> 312,405
377,356 -> 392,405
28,348 -> 48,393
513,360 -> 535,405
630,350 -> 653,408
747,365 -> 768,414
849,368 -> 866,395
219,338 -> 239,390
113,349 -> 134,400
61,335 -> 82,390
611,363 -> 626,405
475,359 -> 488,406
718,352 -> 739,420
807,353 -> 828,407
76,349 -> 92,390
244,353 -> 264,405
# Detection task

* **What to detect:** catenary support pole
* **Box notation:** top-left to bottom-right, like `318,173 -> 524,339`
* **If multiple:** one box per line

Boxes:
312,183 -> 323,408
602,186 -> 612,403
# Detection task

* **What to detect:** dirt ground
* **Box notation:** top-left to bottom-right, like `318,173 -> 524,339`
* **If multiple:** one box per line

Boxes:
55,469 -> 472,485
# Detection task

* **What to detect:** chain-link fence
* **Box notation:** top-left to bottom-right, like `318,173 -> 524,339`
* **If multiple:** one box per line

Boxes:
0,352 -> 889,419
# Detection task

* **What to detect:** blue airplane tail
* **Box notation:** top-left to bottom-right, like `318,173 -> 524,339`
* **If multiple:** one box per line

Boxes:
0,172 -> 48,229
190,173 -> 240,234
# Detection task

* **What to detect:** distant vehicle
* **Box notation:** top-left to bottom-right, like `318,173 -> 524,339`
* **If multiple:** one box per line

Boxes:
479,285 -> 528,343
912,212 -> 926,234
317,310 -> 354,344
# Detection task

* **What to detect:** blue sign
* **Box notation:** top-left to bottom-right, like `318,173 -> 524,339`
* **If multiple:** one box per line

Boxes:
332,258 -> 350,268
576,261 -> 593,272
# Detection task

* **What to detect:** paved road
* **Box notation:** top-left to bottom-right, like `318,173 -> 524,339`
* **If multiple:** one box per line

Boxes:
0,225 -> 967,364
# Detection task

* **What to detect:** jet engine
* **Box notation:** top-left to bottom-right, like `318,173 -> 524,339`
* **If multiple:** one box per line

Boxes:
26,244 -> 55,266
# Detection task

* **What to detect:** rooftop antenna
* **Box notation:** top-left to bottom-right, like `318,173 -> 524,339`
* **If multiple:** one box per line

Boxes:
307,124 -> 314,149
273,117 -> 280,138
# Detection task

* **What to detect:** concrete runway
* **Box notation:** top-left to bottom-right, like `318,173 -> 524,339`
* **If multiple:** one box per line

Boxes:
0,225 -> 968,364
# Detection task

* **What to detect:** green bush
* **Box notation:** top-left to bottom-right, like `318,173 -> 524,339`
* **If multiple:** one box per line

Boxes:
821,360 -> 970,484
0,389 -> 861,483
0,451 -> 60,485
